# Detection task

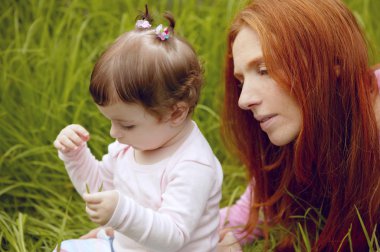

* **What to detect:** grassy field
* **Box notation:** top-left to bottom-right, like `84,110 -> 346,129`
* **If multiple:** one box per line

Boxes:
0,0 -> 379,251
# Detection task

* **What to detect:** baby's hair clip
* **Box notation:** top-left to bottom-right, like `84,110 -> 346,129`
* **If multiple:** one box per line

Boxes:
155,24 -> 170,41
135,19 -> 151,29
135,4 -> 153,29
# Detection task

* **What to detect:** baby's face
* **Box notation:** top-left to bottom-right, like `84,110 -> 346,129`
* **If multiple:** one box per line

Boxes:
97,102 -> 176,151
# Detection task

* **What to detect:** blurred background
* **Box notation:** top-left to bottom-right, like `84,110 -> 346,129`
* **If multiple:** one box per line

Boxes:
1,0 -> 379,251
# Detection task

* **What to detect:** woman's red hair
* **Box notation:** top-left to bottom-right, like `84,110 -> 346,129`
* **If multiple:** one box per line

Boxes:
222,0 -> 380,251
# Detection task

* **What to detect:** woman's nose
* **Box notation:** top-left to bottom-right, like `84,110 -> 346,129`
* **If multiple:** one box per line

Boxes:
238,84 -> 262,110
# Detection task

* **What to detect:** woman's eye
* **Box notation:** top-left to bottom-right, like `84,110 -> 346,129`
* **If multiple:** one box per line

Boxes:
258,64 -> 268,76
258,67 -> 268,76
236,78 -> 244,89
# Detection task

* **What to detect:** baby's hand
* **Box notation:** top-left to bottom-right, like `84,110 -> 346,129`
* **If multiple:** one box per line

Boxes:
83,190 -> 119,226
216,231 -> 242,252
80,227 -> 114,239
54,124 -> 90,153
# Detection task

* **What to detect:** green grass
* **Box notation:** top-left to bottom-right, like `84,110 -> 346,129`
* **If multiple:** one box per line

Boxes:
0,0 -> 379,251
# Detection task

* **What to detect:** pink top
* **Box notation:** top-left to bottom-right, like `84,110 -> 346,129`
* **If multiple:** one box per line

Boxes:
375,69 -> 380,88
219,185 -> 260,243
59,122 -> 223,252
219,69 -> 380,245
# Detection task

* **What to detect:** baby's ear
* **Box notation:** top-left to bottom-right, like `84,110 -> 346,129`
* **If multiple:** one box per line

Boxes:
169,102 -> 190,126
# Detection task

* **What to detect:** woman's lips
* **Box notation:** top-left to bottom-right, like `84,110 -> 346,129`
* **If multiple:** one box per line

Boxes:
256,114 -> 277,130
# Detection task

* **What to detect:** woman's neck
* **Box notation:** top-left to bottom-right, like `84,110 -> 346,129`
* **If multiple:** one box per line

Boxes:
134,119 -> 194,164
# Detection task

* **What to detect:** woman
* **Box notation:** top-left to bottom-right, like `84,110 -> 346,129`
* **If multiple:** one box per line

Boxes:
219,0 -> 380,251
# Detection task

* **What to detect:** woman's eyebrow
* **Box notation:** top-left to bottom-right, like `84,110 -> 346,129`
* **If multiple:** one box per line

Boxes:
234,56 -> 264,77
247,57 -> 264,69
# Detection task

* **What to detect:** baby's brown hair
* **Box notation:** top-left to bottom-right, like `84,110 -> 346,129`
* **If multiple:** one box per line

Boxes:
89,8 -> 203,120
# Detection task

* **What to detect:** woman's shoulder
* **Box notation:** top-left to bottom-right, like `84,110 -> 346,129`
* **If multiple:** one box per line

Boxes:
372,67 -> 380,130
374,68 -> 380,88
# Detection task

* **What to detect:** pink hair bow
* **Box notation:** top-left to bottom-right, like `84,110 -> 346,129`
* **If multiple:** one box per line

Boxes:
135,19 -> 151,29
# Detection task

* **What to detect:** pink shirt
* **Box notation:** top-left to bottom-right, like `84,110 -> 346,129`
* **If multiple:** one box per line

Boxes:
219,184 -> 260,244
59,122 -> 223,251
375,69 -> 380,88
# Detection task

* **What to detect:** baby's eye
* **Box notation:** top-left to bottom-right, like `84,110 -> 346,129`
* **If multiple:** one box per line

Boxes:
122,125 -> 135,130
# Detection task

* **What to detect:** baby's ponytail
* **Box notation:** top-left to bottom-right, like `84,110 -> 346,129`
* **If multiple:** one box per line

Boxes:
163,12 -> 175,32
136,4 -> 153,24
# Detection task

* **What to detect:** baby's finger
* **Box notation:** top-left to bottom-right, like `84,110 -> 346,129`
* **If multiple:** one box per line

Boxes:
85,207 -> 103,224
64,131 -> 86,146
69,124 -> 90,141
219,227 -> 235,241
86,202 -> 100,211
80,227 -> 102,239
53,139 -> 66,152
216,232 -> 242,252
85,206 -> 99,219
58,135 -> 80,151
83,193 -> 103,204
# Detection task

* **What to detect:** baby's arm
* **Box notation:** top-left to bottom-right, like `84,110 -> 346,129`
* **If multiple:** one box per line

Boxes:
54,124 -> 114,194
87,161 -> 218,251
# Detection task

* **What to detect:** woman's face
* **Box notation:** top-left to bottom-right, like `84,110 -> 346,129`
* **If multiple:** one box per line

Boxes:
232,26 -> 302,146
